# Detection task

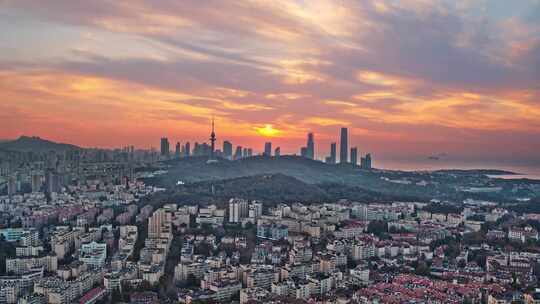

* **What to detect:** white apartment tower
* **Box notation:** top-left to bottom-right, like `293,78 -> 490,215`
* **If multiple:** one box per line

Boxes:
229,198 -> 248,223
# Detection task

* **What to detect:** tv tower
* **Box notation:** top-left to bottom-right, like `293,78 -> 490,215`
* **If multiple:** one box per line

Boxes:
210,117 -> 216,160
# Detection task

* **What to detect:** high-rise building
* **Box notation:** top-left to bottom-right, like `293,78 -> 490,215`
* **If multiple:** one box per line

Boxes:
306,133 -> 315,159
340,128 -> 348,163
361,153 -> 372,170
193,142 -> 211,157
300,147 -> 307,158
243,148 -> 249,158
45,168 -> 60,195
229,198 -> 248,223
350,147 -> 358,165
264,142 -> 272,157
148,209 -> 168,238
223,141 -> 233,160
7,175 -> 16,198
247,148 -> 253,157
274,147 -> 281,158
184,142 -> 191,157
31,173 -> 42,193
330,142 -> 337,164
234,146 -> 243,160
175,142 -> 181,158
160,138 -> 170,157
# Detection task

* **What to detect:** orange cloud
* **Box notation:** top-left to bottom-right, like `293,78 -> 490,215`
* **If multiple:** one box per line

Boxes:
303,117 -> 350,127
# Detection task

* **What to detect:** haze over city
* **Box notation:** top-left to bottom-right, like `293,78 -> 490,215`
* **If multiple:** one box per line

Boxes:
1,0 -> 540,169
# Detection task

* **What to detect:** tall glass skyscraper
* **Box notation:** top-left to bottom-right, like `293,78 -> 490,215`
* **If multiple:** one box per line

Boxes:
340,127 -> 348,163
350,147 -> 358,165
264,142 -> 272,157
306,133 -> 315,159
330,142 -> 337,164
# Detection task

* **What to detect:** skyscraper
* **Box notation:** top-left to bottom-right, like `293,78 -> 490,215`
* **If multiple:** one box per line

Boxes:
45,168 -> 60,195
175,142 -> 181,158
306,133 -> 315,159
340,127 -> 348,163
361,153 -> 372,170
148,209 -> 167,238
350,147 -> 358,165
7,175 -> 16,198
184,142 -> 191,157
234,146 -> 243,160
264,142 -> 272,157
229,198 -> 248,223
300,147 -> 307,157
31,173 -> 42,193
223,141 -> 233,160
330,142 -> 337,164
160,138 -> 170,157
274,147 -> 281,157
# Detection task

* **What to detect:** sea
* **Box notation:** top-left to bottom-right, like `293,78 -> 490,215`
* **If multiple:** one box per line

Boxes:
376,159 -> 540,181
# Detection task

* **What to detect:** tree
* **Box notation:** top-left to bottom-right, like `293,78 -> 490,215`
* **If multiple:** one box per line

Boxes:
195,242 -> 212,256
422,203 -> 462,215
367,220 -> 388,237
414,261 -> 431,276
199,223 -> 214,234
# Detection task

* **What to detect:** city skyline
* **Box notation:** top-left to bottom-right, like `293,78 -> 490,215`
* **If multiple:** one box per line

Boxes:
157,121 -> 369,167
1,1 -> 539,166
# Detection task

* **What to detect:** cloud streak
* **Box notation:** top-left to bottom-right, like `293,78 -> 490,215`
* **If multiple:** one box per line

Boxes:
0,0 -> 539,163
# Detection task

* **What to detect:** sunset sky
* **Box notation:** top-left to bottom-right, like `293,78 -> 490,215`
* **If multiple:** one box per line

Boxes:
1,0 -> 539,165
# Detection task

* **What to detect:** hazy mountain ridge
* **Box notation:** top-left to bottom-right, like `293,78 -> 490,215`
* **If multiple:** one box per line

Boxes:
150,156 -> 449,201
160,155 -> 387,188
148,173 -> 419,206
0,136 -> 81,152
433,169 -> 517,175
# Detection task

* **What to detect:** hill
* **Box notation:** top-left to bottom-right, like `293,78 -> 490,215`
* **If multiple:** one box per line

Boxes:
145,156 -> 539,204
145,173 -> 424,206
164,173 -> 330,205
433,169 -> 517,175
147,156 -> 447,200
157,155 -> 376,186
0,136 -> 81,152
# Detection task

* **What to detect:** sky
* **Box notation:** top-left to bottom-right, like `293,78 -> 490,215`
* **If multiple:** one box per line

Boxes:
1,0 -> 539,165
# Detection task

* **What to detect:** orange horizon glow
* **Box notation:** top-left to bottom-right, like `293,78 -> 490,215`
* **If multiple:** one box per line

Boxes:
1,1 -> 539,163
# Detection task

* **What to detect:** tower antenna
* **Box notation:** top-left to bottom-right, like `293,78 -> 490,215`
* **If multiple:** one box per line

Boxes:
209,115 -> 217,162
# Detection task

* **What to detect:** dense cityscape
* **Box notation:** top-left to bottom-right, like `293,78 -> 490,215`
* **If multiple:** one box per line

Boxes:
1,123 -> 540,304
2,1 -> 540,303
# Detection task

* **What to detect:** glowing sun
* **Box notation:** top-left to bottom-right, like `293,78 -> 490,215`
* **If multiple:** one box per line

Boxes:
254,124 -> 280,137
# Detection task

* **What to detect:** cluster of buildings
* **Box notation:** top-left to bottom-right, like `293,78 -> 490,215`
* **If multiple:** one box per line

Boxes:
0,169 -> 164,304
0,142 -> 163,204
2,165 -> 540,304
148,199 -> 540,304
159,125 -> 373,168
2,185 -> 540,303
